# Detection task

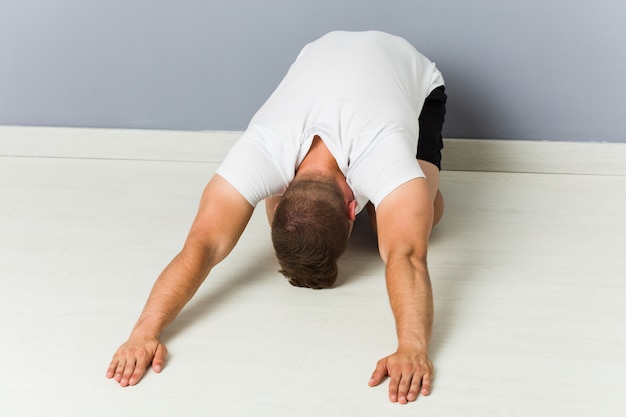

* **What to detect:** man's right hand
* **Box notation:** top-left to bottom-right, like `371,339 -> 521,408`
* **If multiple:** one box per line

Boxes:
105,175 -> 253,388
106,336 -> 167,387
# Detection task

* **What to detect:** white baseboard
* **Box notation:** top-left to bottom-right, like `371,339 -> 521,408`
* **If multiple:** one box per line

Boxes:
0,126 -> 236,163
441,138 -> 626,176
1,126 -> 625,176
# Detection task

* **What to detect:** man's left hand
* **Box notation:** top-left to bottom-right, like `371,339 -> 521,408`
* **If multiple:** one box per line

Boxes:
368,349 -> 433,404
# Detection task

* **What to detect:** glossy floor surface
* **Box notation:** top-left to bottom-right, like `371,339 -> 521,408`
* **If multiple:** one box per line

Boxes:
1,133 -> 625,416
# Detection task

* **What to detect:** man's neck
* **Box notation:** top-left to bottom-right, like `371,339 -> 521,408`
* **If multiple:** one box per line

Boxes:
295,136 -> 355,208
295,135 -> 340,179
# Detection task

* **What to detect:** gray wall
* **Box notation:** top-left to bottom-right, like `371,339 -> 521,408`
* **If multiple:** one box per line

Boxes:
1,0 -> 625,142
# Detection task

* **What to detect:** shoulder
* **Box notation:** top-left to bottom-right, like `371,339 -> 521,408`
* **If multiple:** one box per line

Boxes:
375,178 -> 433,260
348,128 -> 423,207
216,127 -> 297,207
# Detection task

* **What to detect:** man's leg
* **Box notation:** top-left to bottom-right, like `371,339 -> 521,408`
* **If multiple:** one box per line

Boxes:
364,163 -> 442,234
366,86 -> 447,233
417,160 -> 444,227
416,85 -> 447,227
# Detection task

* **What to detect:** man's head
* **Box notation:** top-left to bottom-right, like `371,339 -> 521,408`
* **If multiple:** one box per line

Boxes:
271,176 -> 354,289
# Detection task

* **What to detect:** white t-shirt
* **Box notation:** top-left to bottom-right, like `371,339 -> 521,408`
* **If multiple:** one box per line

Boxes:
217,30 -> 444,213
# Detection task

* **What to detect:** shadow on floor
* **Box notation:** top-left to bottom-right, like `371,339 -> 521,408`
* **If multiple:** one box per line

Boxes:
160,247 -> 277,343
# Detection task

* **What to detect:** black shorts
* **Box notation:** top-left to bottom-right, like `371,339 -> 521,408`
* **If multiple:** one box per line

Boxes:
416,85 -> 447,170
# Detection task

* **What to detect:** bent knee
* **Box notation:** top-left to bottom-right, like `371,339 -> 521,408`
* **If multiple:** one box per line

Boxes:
433,190 -> 444,226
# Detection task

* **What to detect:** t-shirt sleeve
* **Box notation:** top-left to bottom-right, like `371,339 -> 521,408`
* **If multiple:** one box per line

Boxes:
216,130 -> 290,207
348,129 -> 425,209
429,66 -> 445,93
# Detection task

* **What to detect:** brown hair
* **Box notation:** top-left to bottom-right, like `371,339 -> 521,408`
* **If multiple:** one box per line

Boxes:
271,177 -> 351,289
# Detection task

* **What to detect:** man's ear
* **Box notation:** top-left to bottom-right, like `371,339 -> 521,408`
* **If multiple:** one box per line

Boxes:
347,200 -> 357,222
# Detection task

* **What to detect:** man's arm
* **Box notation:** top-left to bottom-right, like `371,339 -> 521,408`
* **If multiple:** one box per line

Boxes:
106,174 -> 254,387
367,178 -> 435,404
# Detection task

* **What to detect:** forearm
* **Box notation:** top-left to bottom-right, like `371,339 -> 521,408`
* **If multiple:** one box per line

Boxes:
131,243 -> 214,338
385,256 -> 434,352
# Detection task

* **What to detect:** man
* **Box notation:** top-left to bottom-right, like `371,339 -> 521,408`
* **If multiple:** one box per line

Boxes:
107,30 -> 447,405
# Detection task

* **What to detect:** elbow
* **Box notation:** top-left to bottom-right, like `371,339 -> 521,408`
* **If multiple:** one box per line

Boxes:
384,249 -> 429,277
383,243 -> 428,267
181,235 -> 223,273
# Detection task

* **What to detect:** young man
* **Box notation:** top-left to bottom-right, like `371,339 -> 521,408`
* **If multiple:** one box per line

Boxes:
107,30 -> 447,405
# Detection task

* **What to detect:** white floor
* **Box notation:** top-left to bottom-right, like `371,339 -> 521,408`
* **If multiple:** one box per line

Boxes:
1,128 -> 625,416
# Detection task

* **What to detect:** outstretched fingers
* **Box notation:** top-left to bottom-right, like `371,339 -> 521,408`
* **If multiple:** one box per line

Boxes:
392,369 -> 429,404
106,359 -> 122,381
406,372 -> 423,402
121,358 -> 140,387
106,356 -> 142,387
106,340 -> 166,387
369,351 -> 433,404
420,370 -> 432,396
